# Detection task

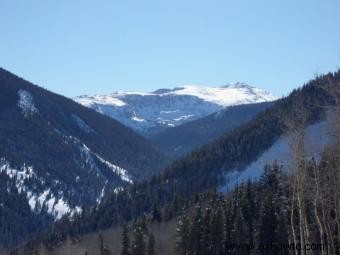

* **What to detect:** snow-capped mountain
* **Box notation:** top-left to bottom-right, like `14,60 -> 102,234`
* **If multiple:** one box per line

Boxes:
75,83 -> 277,135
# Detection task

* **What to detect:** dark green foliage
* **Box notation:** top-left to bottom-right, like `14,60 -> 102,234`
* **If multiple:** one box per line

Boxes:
131,221 -> 146,255
175,164 -> 290,255
0,172 -> 52,247
120,220 -> 156,255
201,208 -> 212,254
189,205 -> 204,254
175,214 -> 191,255
210,206 -> 225,255
121,225 -> 130,255
257,193 -> 278,245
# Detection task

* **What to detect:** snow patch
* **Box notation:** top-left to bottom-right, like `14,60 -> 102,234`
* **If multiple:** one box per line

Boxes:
0,159 -> 78,220
97,182 -> 108,204
27,188 -> 81,220
18,89 -> 38,116
95,154 -> 132,183
132,116 -> 146,122
70,136 -> 132,183
0,158 -> 35,193
168,84 -> 277,107
76,95 -> 126,107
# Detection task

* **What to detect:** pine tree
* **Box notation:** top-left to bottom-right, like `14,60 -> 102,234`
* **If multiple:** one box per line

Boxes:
175,214 -> 191,255
146,233 -> 156,255
190,205 -> 204,255
232,208 -> 248,255
131,221 -> 145,255
224,200 -> 233,251
201,208 -> 212,254
257,194 -> 278,245
241,180 -> 255,244
210,205 -> 225,255
121,224 -> 130,255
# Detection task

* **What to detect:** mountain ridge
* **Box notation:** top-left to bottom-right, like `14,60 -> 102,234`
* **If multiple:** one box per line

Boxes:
149,101 -> 274,158
74,83 -> 276,136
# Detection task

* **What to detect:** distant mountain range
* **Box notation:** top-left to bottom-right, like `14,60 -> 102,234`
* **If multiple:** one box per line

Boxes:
74,83 -> 276,136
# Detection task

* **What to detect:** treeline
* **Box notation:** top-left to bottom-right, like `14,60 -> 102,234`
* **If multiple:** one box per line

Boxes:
174,148 -> 340,255
175,164 -> 290,255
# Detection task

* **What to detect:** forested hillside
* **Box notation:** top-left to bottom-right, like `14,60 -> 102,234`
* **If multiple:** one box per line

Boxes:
19,145 -> 340,254
0,68 -> 168,248
150,101 -> 273,158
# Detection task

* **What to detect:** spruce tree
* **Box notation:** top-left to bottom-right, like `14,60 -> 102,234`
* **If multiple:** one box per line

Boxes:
210,206 -> 225,255
190,205 -> 204,255
121,224 -> 130,255
258,194 -> 278,245
131,221 -> 145,255
201,208 -> 212,254
241,180 -> 255,244
232,208 -> 248,255
175,214 -> 191,255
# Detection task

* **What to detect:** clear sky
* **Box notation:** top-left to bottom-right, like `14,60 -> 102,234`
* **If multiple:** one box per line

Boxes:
1,0 -> 339,98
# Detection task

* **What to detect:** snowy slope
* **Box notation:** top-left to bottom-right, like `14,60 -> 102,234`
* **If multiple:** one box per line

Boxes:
0,135 -> 132,220
75,83 -> 276,135
221,121 -> 331,191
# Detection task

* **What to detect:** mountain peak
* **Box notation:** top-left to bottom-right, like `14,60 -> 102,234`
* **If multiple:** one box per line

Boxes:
75,83 -> 277,135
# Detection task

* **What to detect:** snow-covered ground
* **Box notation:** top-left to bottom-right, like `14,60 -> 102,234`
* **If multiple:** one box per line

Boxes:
221,121 -> 331,192
75,83 -> 276,134
0,158 -> 80,220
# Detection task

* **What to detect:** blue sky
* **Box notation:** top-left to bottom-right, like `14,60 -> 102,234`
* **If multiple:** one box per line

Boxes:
1,0 -> 339,97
